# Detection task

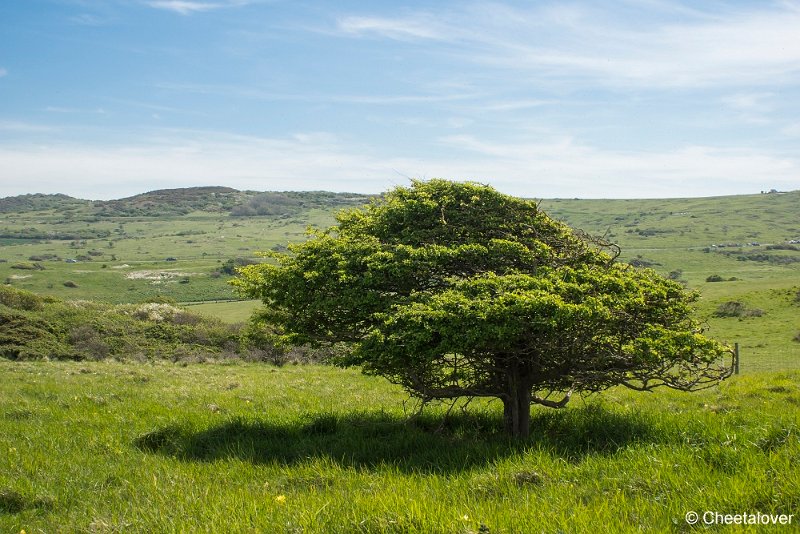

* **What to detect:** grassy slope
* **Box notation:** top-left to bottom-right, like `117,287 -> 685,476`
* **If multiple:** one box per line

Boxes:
1,189 -> 798,370
541,192 -> 800,373
1,360 -> 798,533
0,209 -> 341,303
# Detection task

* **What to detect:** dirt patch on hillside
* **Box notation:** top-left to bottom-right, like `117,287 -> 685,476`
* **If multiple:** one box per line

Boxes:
125,270 -> 198,281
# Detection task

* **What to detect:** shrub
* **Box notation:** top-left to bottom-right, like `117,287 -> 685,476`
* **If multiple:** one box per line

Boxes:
220,257 -> 259,275
0,308 -> 72,360
11,262 -> 44,271
0,286 -> 44,311
63,281 -> 79,288
28,254 -> 59,262
667,269 -> 683,281
712,301 -> 765,318
69,325 -> 110,360
706,275 -> 725,282
141,295 -> 178,305
128,303 -> 183,322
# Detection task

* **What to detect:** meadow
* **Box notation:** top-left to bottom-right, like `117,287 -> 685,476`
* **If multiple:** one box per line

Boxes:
1,360 -> 798,533
5,188 -> 796,371
1,187 -> 799,531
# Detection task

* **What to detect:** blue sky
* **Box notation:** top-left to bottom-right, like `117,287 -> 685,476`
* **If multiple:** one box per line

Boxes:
1,0 -> 799,199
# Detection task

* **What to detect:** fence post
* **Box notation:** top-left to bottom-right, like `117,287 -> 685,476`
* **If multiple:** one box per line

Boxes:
734,342 -> 740,375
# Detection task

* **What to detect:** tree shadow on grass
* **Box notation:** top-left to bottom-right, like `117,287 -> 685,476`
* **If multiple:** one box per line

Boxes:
134,404 -> 662,473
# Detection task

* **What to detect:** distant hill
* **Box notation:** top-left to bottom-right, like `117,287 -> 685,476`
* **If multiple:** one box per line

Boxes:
539,189 -> 800,248
230,191 -> 374,217
94,186 -> 254,216
0,187 -> 373,218
0,193 -> 91,214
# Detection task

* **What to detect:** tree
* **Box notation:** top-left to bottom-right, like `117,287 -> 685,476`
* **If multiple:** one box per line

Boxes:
234,180 -> 733,438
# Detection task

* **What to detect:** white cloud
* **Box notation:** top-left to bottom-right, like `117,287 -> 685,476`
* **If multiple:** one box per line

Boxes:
145,0 -> 252,15
721,93 -> 774,112
336,3 -> 800,89
45,106 -> 106,114
0,68 -> 7,78
69,14 -> 110,26
337,15 -> 450,41
0,129 -> 797,200
720,93 -> 775,124
155,81 -> 479,104
435,134 -> 800,197
782,123 -> 800,137
0,121 -> 56,133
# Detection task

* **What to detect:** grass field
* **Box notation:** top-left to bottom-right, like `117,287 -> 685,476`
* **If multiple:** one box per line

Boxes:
0,208 -> 341,304
186,299 -> 262,324
1,189 -> 798,532
1,360 -> 798,533
1,189 -> 798,371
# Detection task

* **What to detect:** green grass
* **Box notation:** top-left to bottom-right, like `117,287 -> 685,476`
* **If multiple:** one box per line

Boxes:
2,189 -> 798,371
1,360 -> 798,533
0,209 -> 342,303
187,299 -> 262,323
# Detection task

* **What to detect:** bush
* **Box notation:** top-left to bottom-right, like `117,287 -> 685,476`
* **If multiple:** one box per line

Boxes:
0,286 -> 44,311
667,270 -> 683,281
706,275 -> 725,282
0,308 -> 72,360
0,286 -> 267,362
69,325 -> 110,360
220,257 -> 259,276
63,281 -> 78,288
11,262 -> 44,271
712,301 -> 765,318
141,295 -> 178,305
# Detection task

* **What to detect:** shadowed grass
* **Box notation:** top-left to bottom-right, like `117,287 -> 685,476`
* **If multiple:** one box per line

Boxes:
2,361 -> 799,533
135,405 -> 665,472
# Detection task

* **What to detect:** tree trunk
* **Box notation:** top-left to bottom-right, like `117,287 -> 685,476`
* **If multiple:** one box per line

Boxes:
502,372 -> 533,439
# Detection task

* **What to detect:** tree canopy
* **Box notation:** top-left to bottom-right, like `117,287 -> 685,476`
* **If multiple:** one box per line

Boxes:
234,180 -> 733,438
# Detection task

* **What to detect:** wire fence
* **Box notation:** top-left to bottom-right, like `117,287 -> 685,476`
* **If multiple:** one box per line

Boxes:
735,343 -> 800,374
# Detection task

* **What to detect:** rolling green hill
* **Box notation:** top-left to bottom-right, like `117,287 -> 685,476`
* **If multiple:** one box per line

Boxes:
0,193 -> 91,214
0,186 -> 798,372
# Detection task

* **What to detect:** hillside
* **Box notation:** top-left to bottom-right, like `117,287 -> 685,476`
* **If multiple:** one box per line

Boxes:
0,187 -> 373,219
0,193 -> 91,214
94,186 -> 251,217
0,186 -> 798,372
540,190 -> 800,249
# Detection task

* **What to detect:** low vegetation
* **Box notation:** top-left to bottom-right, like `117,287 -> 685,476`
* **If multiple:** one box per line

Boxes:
1,360 -> 798,532
712,301 -> 765,318
0,285 -> 328,364
0,184 -> 799,531
230,191 -> 371,217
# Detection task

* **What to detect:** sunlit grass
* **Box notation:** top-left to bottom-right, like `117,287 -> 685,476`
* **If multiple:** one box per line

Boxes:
2,360 -> 798,532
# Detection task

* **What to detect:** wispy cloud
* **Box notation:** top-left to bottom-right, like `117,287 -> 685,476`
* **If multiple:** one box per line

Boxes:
337,15 -> 450,41
155,81 -> 479,104
45,106 -> 107,114
435,134 -> 800,197
69,13 -> 111,26
0,120 -> 56,133
0,68 -> 7,78
1,128 -> 796,200
145,0 -> 252,15
720,93 -> 775,124
335,3 -> 800,89
782,123 -> 800,137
